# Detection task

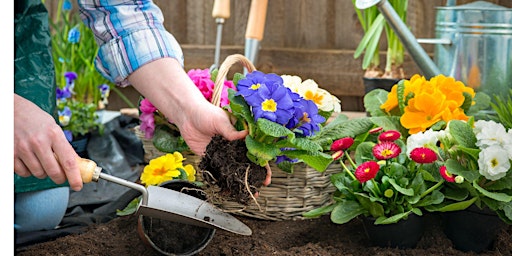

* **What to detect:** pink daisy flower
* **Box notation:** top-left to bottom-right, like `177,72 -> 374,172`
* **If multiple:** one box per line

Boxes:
355,161 -> 380,183
410,147 -> 437,164
378,130 -> 401,142
331,137 -> 355,151
439,166 -> 456,182
372,141 -> 401,160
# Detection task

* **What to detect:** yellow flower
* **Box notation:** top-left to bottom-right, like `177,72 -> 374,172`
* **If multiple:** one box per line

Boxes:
183,164 -> 196,182
140,152 -> 195,186
382,74 -> 473,134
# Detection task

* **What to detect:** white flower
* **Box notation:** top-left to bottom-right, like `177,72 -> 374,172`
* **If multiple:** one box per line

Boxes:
474,120 -> 509,149
281,75 -> 342,113
406,129 -> 440,156
281,75 -> 303,93
478,145 -> 511,181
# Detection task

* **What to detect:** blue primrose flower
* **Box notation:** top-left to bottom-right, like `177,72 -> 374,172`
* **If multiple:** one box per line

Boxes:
246,82 -> 295,126
290,99 -> 325,137
236,71 -> 283,102
67,26 -> 81,44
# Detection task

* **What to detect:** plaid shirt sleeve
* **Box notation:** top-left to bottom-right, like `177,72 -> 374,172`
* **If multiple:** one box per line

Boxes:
78,0 -> 184,87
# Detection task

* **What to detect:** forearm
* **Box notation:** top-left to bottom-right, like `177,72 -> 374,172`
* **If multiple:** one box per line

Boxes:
127,58 -> 210,126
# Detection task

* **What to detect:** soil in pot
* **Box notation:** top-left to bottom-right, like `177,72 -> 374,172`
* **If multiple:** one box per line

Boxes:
199,135 -> 267,205
137,181 -> 215,256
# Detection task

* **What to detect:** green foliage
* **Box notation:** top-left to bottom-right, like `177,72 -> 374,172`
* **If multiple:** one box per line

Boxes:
58,100 -> 102,137
490,89 -> 512,129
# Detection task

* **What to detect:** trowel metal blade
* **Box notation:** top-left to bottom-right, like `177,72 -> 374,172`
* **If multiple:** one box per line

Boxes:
137,186 -> 252,236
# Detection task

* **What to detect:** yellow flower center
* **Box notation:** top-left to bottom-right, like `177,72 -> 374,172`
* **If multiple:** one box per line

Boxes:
251,83 -> 261,90
491,158 -> 499,168
304,90 -> 324,105
261,99 -> 277,112
380,149 -> 394,158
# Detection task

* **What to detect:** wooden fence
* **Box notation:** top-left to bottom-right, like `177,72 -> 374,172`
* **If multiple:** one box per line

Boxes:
46,0 -> 512,111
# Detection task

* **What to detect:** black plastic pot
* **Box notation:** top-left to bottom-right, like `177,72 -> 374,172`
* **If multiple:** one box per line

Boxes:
363,77 -> 402,94
442,205 -> 504,253
137,180 -> 215,256
362,214 -> 425,249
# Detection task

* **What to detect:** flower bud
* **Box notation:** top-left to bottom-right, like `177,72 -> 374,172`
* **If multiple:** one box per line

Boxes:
455,176 -> 464,184
384,189 -> 394,198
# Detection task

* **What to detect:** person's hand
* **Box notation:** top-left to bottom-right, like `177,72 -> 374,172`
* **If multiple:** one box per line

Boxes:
128,58 -> 271,186
14,94 -> 83,191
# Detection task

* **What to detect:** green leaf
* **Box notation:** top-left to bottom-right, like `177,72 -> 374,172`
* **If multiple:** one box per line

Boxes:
245,135 -> 280,165
330,200 -> 367,224
448,120 -> 477,148
363,89 -> 389,116
388,178 -> 414,196
473,181 -> 512,203
313,117 -> 374,149
374,211 -> 413,225
257,118 -> 295,139
445,159 -> 480,182
425,197 -> 477,212
302,204 -> 336,218
283,150 -> 333,172
152,125 -> 189,153
116,197 -> 140,216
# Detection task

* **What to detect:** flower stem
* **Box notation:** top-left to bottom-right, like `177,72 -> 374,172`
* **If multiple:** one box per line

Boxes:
339,159 -> 357,181
420,180 -> 443,198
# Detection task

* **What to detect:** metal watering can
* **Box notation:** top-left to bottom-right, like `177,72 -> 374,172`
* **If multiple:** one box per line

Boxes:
356,0 -> 512,97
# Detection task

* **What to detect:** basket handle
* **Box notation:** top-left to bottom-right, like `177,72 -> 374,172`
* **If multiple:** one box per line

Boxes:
211,54 -> 256,107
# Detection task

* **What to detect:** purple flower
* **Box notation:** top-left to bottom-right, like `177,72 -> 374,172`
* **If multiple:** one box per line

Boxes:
64,72 -> 78,85
290,99 -> 325,136
63,130 -> 73,142
246,82 -> 295,125
98,84 -> 110,96
236,71 -> 283,102
56,86 -> 72,101
67,27 -> 80,44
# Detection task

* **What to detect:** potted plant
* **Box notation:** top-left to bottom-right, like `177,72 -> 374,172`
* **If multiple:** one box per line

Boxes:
304,73 -> 493,248
138,55 -> 342,207
352,0 -> 408,93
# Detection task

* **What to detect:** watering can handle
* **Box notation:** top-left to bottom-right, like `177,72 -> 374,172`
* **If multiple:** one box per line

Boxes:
77,157 -> 102,183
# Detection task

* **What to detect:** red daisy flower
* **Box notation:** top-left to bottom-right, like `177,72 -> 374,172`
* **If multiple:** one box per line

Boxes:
439,166 -> 455,182
410,147 -> 437,164
372,141 -> 401,160
355,161 -> 380,183
369,127 -> 383,134
332,150 -> 344,161
378,130 -> 401,142
330,137 -> 355,151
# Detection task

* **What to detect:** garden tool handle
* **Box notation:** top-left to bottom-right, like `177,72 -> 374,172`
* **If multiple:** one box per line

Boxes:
77,157 -> 102,183
245,0 -> 268,41
212,0 -> 230,19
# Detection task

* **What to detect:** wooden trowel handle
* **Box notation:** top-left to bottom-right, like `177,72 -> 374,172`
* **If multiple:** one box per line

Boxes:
77,157 -> 101,183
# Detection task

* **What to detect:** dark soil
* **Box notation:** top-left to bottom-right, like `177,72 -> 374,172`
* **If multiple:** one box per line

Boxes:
199,135 -> 267,205
15,211 -> 512,256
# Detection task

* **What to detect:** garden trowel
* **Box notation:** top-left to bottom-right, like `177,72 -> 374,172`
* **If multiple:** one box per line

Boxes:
78,157 -> 252,236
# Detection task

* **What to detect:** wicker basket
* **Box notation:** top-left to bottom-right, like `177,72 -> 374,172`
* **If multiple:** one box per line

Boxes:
204,54 -> 339,220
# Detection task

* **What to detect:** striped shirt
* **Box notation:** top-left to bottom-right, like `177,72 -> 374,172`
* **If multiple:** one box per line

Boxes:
78,0 -> 184,87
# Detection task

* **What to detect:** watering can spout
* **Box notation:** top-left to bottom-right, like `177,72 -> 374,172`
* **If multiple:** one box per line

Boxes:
355,0 -> 442,78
